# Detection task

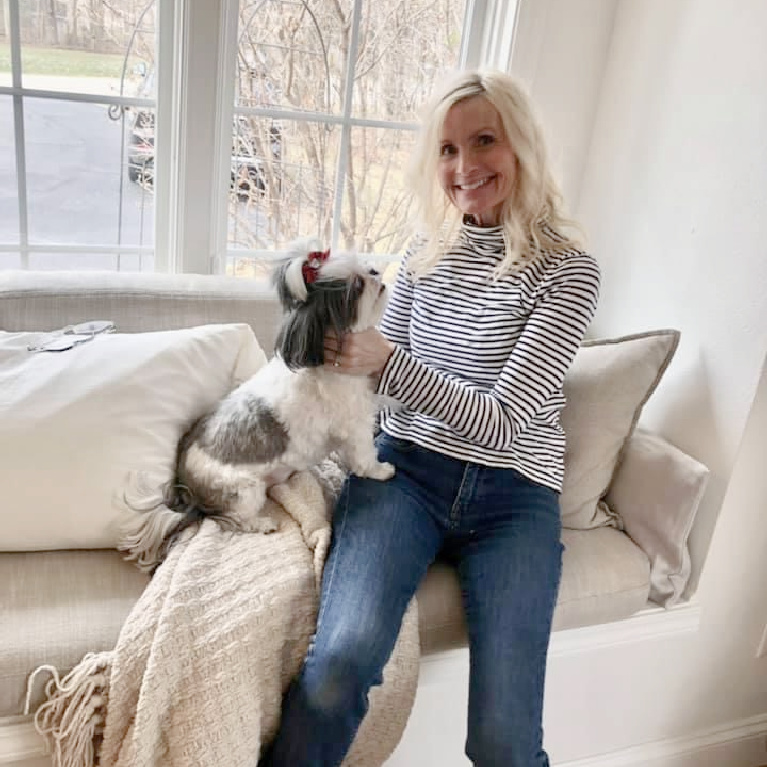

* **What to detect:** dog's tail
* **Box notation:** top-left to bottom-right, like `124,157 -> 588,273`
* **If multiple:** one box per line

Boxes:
116,471 -> 231,574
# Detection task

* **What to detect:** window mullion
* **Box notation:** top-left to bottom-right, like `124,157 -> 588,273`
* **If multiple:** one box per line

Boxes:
8,0 -> 28,268
159,0 -> 225,274
153,0 -> 184,273
210,0 -> 239,275
330,0 -> 364,252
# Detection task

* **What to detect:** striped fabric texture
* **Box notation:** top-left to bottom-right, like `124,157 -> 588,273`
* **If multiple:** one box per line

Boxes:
377,221 -> 601,492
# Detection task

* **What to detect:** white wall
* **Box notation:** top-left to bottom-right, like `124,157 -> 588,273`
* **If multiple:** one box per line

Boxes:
542,354 -> 767,765
574,0 -> 767,596
521,0 -> 767,761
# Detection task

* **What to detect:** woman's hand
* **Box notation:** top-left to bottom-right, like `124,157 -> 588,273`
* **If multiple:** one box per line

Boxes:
324,328 -> 395,378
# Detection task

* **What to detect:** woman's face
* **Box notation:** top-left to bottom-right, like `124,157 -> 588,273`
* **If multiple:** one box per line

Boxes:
437,95 -> 517,227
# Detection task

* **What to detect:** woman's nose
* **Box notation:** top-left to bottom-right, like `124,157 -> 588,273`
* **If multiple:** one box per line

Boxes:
456,147 -> 476,176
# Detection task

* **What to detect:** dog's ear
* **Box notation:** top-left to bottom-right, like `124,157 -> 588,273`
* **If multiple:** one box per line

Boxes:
275,304 -> 327,370
275,277 -> 363,369
271,257 -> 308,311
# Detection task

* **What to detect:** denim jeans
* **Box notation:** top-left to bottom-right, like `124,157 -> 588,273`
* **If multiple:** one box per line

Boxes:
261,433 -> 563,767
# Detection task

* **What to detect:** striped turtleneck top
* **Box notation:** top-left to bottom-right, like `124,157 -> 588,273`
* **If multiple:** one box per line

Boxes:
376,220 -> 601,492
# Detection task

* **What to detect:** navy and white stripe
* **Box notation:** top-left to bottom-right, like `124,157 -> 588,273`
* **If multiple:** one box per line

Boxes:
377,221 -> 600,492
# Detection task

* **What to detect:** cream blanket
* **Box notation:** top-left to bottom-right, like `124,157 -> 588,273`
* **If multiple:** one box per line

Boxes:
30,469 -> 420,767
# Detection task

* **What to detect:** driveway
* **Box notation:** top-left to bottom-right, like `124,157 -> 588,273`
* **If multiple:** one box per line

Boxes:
0,94 -> 155,270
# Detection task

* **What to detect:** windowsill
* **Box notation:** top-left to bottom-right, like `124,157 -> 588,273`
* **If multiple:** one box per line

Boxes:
549,598 -> 702,657
420,599 -> 702,671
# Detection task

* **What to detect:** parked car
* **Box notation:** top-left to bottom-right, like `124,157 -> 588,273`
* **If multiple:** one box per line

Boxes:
125,109 -> 281,199
126,108 -> 155,185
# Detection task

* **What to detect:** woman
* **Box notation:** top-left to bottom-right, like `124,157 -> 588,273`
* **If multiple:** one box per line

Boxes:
263,69 -> 601,767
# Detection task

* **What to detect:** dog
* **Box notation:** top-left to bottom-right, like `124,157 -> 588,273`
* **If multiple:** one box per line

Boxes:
119,241 -> 395,571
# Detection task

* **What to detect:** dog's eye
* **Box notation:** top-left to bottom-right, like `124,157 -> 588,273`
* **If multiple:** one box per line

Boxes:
368,268 -> 380,278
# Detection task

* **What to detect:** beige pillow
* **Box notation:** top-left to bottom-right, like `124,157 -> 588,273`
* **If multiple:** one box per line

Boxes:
0,324 -> 266,551
560,329 -> 680,530
605,428 -> 709,606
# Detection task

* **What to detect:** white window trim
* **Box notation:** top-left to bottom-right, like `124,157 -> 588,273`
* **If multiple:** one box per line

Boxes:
462,0 -> 520,71
154,0 -> 229,274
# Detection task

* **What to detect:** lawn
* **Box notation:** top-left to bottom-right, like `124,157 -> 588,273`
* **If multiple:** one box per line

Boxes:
0,43 -> 138,78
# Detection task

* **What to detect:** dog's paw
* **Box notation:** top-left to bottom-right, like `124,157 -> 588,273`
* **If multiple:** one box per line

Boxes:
254,515 -> 281,534
363,461 -> 396,481
237,513 -> 281,535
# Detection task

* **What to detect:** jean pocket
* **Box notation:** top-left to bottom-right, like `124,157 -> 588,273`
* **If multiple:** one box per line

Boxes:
376,432 -> 419,453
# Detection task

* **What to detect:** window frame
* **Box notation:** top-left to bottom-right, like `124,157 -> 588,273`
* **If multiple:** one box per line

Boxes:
0,0 -> 519,274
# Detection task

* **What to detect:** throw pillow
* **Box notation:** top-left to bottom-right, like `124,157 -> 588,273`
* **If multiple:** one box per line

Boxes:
0,324 -> 266,551
560,329 -> 680,530
606,428 -> 709,606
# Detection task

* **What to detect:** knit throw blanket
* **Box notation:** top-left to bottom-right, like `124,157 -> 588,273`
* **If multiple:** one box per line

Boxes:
28,468 -> 420,767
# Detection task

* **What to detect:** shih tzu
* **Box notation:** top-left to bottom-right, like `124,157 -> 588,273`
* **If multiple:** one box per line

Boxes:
120,241 -> 394,571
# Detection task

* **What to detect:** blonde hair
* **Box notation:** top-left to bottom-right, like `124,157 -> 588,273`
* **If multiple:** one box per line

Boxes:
406,69 -> 584,278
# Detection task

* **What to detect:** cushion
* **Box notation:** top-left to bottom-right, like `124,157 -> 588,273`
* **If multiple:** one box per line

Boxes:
0,549 -> 149,718
560,329 -> 680,530
4,528 -> 652,717
416,527 -> 651,655
606,428 -> 709,606
0,324 -> 266,551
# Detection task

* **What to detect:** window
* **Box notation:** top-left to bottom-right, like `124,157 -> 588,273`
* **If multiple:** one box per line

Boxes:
225,0 -> 465,279
0,0 -> 518,275
0,0 -> 157,271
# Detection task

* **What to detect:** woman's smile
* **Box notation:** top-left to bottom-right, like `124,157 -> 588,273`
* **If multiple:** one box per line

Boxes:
456,175 -> 494,191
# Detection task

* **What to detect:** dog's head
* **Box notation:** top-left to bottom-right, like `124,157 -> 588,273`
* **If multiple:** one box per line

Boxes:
272,239 -> 388,370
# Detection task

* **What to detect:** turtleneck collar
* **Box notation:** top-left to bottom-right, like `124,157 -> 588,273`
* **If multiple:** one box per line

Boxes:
459,214 -> 505,257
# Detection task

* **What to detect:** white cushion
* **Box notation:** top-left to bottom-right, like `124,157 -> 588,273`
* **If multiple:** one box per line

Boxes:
560,330 -> 680,530
0,324 -> 266,550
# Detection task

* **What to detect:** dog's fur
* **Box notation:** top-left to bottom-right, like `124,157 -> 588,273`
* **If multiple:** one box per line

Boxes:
119,241 -> 394,571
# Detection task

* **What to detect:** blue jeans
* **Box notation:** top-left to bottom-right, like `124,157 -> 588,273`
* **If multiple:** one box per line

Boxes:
261,433 -> 563,767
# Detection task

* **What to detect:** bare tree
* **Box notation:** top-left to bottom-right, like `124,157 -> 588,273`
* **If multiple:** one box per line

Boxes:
233,0 -> 463,260
20,0 -> 461,267
47,0 -> 60,45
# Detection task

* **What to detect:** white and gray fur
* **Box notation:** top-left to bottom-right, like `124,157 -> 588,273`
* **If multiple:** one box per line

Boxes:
119,241 -> 394,572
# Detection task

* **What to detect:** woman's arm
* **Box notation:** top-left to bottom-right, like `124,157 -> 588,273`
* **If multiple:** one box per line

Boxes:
378,256 -> 415,352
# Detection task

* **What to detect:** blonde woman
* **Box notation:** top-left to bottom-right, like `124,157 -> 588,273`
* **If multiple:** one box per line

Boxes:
263,69 -> 601,767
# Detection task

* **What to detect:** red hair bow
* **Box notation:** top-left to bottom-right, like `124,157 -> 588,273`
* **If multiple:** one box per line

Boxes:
302,249 -> 330,284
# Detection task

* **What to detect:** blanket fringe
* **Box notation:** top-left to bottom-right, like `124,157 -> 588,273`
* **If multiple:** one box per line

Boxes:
25,651 -> 112,767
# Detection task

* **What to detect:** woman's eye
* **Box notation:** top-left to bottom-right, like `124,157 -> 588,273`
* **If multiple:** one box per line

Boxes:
478,134 -> 495,146
440,144 -> 456,156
